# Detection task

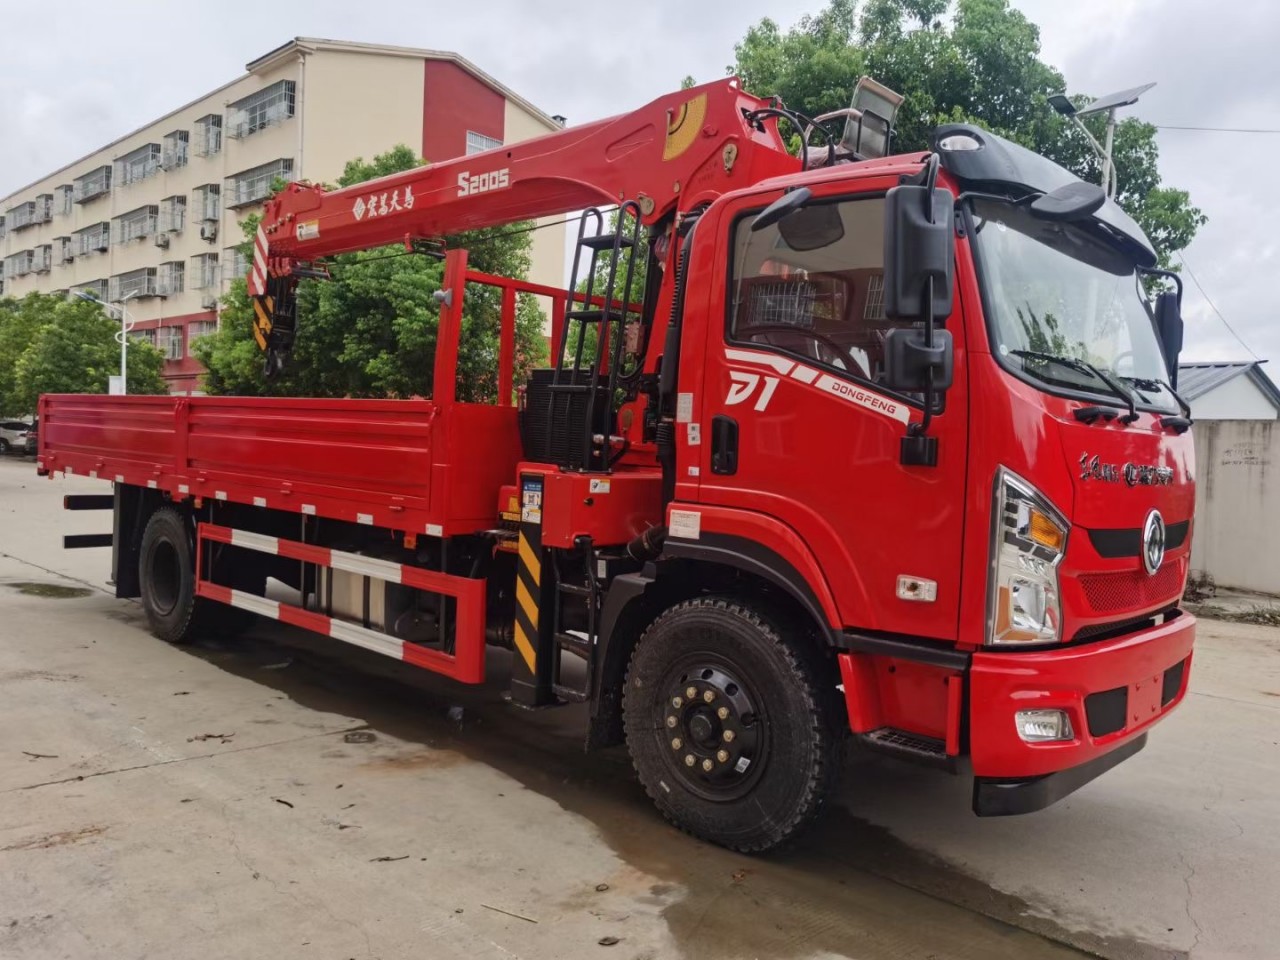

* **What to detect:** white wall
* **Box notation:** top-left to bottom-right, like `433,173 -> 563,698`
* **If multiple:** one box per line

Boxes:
1189,375 -> 1278,421
1191,419 -> 1280,594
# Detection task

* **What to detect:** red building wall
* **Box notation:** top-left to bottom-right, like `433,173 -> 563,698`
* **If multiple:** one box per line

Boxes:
422,60 -> 505,162
131,310 -> 216,394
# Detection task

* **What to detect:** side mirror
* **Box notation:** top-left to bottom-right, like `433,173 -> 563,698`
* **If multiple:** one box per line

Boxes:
752,187 -> 812,233
1153,290 -> 1184,386
883,185 -> 954,321
883,328 -> 954,393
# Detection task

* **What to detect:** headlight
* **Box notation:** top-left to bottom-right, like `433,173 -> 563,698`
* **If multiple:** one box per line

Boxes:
987,469 -> 1069,645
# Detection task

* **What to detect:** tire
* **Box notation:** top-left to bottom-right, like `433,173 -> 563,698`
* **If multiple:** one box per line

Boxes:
138,507 -> 258,643
623,597 -> 842,853
0,439 -> 9,454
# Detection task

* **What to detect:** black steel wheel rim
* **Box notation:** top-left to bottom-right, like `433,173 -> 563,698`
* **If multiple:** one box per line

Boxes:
652,654 -> 769,802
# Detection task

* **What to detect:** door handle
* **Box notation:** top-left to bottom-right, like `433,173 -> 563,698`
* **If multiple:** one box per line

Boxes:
711,415 -> 738,475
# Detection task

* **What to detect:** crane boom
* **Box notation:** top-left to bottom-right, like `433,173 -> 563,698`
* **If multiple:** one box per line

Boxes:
246,79 -> 800,368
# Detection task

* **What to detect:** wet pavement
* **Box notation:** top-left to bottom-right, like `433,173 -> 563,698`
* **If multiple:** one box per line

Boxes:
3,458 -> 1276,959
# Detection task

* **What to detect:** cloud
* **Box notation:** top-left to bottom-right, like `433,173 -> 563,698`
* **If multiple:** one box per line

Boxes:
2,0 -> 1269,363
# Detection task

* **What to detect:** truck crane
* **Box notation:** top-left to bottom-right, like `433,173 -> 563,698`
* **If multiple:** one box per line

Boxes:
38,76 -> 1196,852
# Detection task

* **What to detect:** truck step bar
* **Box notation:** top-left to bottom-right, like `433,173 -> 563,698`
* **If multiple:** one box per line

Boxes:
859,727 -> 954,770
194,523 -> 486,684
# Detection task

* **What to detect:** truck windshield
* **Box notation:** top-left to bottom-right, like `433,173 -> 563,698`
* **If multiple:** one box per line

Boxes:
970,198 -> 1177,414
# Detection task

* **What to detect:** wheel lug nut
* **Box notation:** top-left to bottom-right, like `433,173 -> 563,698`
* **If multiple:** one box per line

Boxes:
671,737 -> 682,750
684,754 -> 695,767
672,696 -> 683,708
666,716 -> 677,728
702,690 -> 715,703
722,729 -> 735,743
702,758 -> 714,772
717,749 -> 729,763
686,686 -> 697,699
716,706 -> 729,720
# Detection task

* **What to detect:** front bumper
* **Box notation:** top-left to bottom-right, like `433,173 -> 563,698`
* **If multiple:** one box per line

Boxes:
969,611 -> 1194,810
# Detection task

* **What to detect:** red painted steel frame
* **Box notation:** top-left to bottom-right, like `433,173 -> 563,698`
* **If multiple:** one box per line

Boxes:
196,522 -> 486,683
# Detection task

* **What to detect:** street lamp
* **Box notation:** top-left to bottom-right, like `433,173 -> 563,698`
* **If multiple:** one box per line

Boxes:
1049,82 -> 1156,199
73,289 -> 141,394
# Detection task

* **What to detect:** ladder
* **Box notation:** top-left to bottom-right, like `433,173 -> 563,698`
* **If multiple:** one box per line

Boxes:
546,202 -> 644,471
550,535 -> 600,703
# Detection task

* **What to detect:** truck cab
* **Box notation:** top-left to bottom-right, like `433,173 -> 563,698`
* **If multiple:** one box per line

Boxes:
644,122 -> 1193,822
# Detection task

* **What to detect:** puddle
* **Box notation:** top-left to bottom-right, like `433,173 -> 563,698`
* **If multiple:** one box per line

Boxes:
5,581 -> 93,600
167,623 -> 1173,960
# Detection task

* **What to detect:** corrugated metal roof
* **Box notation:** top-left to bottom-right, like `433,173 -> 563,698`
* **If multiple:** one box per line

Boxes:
1178,361 -> 1280,410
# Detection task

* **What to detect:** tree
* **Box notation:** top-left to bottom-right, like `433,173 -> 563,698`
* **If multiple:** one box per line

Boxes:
195,145 -> 548,400
0,293 -> 59,414
731,0 -> 1205,267
11,297 -> 166,409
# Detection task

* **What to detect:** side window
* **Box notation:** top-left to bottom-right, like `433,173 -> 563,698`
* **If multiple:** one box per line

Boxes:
727,196 -> 918,389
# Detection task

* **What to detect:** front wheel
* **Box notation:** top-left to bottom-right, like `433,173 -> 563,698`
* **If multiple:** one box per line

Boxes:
623,597 -> 842,852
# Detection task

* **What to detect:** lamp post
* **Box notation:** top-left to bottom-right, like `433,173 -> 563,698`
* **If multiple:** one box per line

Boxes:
73,289 -> 141,394
1048,82 -> 1156,199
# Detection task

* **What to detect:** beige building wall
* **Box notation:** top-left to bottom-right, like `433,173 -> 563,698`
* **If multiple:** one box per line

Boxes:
1190,419 -> 1280,594
299,48 -> 426,187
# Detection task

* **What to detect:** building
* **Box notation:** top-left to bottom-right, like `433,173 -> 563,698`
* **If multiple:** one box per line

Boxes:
0,38 -> 565,393
1180,361 -> 1280,595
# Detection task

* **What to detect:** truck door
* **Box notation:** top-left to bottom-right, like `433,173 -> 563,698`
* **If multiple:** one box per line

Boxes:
678,185 -> 970,641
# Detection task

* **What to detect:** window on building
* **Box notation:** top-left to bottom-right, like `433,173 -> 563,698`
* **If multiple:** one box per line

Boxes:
75,222 -> 111,256
54,236 -> 74,264
0,216 -> 5,240
3,250 -> 34,279
465,131 -> 503,155
110,268 -> 159,300
160,195 -> 187,233
115,144 -> 162,187
158,261 -> 185,296
160,326 -> 184,360
226,80 -> 296,139
113,206 -> 160,244
225,159 -> 293,209
188,320 -> 217,341
193,184 -> 221,221
57,185 -> 73,216
6,197 -> 51,231
163,130 -> 189,170
73,166 -> 112,203
194,114 -> 223,157
131,328 -> 157,347
223,247 -> 250,284
33,245 -> 52,273
191,253 -> 220,289
72,278 -> 108,301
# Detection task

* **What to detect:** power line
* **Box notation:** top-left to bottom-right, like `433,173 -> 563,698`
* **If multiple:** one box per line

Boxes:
1174,251 -> 1260,359
1155,124 -> 1280,134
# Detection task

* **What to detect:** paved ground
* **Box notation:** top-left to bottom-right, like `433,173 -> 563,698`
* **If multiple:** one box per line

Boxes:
1,455 -> 1276,960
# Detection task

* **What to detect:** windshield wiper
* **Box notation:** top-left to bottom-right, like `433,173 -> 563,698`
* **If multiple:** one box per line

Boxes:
1009,349 -> 1141,424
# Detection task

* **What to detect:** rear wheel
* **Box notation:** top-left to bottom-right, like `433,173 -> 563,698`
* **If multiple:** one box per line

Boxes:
623,597 -> 841,852
139,507 -> 258,643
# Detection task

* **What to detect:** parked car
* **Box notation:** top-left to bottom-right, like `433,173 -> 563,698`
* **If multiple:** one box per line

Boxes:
0,420 -> 35,455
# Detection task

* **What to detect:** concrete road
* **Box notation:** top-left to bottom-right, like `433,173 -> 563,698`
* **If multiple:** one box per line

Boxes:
1,456 -> 1276,960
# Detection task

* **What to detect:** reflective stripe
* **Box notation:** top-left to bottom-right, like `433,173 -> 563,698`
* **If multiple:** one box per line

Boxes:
330,550 -> 404,584
230,529 -> 279,555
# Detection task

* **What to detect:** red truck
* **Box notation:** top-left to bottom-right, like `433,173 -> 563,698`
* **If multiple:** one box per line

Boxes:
39,77 -> 1195,852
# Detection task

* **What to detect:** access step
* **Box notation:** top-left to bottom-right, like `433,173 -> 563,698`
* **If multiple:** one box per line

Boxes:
576,232 -> 635,252
859,727 -> 954,770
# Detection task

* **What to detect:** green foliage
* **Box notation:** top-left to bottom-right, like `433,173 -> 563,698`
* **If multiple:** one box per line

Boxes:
0,295 -> 166,410
730,0 -> 1204,266
196,145 -> 547,400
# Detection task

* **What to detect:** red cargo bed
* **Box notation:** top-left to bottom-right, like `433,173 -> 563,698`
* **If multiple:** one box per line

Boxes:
37,393 -> 520,536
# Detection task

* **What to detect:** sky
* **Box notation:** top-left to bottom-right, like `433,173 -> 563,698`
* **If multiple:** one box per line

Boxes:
2,0 -> 1275,364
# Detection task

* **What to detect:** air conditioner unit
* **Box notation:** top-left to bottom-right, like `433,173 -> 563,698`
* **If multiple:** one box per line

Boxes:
154,233 -> 170,248
199,222 -> 218,242
61,252 -> 75,263
200,294 -> 218,310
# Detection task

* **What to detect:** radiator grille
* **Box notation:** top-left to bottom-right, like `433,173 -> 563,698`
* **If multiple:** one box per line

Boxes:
1079,563 -> 1184,613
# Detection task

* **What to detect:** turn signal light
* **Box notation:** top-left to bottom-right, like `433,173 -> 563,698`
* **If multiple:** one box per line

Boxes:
1028,509 -> 1065,551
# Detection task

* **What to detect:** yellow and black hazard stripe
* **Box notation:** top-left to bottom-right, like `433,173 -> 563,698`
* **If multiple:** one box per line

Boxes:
251,294 -> 275,351
513,524 -> 541,675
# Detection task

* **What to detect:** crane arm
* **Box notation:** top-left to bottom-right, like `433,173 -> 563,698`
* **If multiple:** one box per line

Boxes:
247,79 -> 798,370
